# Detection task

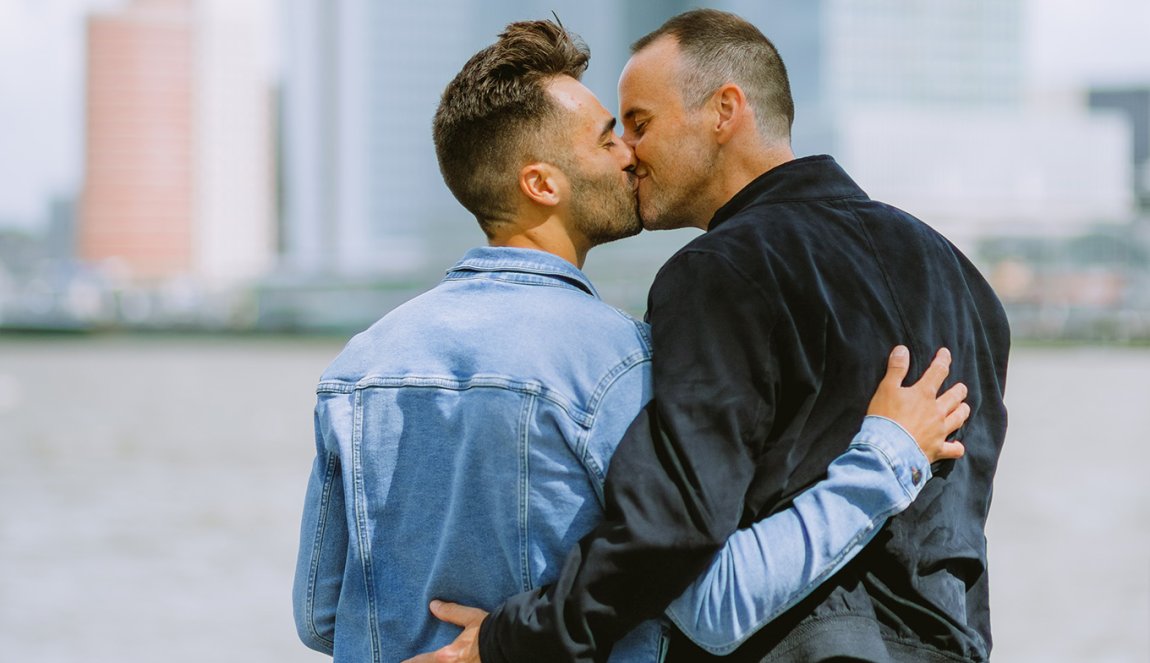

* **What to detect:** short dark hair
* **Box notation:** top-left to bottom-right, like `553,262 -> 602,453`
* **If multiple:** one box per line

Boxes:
433,20 -> 590,234
632,9 -> 794,142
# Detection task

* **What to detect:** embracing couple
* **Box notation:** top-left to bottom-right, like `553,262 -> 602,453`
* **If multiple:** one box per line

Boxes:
293,9 -> 1010,663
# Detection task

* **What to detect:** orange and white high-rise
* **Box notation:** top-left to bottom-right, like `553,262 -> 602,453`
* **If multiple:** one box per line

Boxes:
80,0 -> 276,286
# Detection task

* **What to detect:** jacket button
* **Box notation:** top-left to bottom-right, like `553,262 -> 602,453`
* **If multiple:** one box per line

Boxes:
911,468 -> 923,486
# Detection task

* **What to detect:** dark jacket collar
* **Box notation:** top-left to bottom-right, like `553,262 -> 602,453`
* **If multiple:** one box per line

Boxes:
708,155 -> 869,231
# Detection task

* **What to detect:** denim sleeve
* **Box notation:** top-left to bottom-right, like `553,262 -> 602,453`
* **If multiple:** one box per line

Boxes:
665,415 -> 932,654
580,352 -> 654,505
292,396 -> 350,655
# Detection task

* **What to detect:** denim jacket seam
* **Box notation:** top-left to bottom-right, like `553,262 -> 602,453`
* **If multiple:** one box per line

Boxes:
450,254 -> 596,285
350,389 -> 383,662
451,256 -> 584,273
854,417 -> 932,499
849,436 -> 917,504
316,380 -> 354,394
345,375 -> 595,428
579,353 -> 653,490
443,271 -> 597,298
631,314 -> 654,348
303,450 -> 340,650
517,395 -> 539,592
584,351 -> 653,416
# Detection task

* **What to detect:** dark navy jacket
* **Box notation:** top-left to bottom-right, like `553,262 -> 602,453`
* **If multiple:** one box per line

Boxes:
480,155 -> 1010,663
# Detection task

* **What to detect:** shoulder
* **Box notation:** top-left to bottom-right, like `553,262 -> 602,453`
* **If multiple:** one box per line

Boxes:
555,297 -> 653,365
652,222 -> 782,305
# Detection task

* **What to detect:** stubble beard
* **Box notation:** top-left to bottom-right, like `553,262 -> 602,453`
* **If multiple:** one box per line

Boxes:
568,168 -> 642,247
638,141 -> 717,231
638,179 -> 708,231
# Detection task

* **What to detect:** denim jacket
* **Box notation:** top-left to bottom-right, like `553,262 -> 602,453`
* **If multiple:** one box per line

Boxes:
293,247 -> 933,662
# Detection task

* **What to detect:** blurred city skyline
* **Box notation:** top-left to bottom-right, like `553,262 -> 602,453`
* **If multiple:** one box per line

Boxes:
1,0 -> 1148,229
0,0 -> 1148,336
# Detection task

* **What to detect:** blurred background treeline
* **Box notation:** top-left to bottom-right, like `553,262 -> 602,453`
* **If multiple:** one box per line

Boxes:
1,0 -> 1149,340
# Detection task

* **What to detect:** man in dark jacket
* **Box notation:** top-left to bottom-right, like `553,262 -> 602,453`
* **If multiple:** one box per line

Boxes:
415,9 -> 1010,663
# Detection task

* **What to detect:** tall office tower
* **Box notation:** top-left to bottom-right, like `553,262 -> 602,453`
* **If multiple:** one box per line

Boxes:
81,0 -> 195,281
713,0 -> 1134,244
280,0 -> 634,280
282,0 -> 467,278
194,0 -> 278,286
1091,87 -> 1150,212
80,0 -> 275,285
282,0 -> 457,273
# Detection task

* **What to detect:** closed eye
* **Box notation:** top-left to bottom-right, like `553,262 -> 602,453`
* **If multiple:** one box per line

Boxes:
599,117 -> 618,146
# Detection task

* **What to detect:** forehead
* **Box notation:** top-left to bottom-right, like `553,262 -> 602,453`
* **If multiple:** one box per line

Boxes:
547,75 -> 611,126
619,36 -> 684,113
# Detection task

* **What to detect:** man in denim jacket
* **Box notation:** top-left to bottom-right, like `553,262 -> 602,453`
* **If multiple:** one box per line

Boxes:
294,20 -> 969,663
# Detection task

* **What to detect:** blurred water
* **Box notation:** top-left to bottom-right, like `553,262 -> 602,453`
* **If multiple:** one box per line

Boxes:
0,337 -> 1146,662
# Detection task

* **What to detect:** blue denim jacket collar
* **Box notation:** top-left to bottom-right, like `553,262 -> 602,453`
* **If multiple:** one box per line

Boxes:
447,246 -> 601,299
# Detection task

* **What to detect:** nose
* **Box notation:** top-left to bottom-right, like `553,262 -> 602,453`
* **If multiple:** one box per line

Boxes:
620,141 -> 637,171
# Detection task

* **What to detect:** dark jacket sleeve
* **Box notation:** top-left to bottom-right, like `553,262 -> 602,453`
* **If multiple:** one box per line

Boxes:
479,249 -> 780,663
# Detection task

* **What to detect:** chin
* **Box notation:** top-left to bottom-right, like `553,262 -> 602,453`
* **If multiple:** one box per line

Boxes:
640,211 -> 677,231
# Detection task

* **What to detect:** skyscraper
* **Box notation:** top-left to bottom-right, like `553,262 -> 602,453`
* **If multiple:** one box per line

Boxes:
81,0 -> 195,281
194,0 -> 278,286
279,0 -> 645,282
1091,87 -> 1150,212
80,0 -> 276,285
281,0 -> 473,279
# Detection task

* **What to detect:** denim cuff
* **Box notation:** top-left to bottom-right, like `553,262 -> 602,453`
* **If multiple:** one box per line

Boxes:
854,415 -> 933,499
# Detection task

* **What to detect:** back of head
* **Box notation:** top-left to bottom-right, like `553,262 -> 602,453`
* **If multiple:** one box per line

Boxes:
433,21 -> 589,235
633,9 -> 794,144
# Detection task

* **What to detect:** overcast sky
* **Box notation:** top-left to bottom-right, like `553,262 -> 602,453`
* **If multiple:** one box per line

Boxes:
0,0 -> 1148,229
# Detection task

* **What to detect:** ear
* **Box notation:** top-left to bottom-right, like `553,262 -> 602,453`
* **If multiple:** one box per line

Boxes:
519,162 -> 564,207
711,83 -> 748,145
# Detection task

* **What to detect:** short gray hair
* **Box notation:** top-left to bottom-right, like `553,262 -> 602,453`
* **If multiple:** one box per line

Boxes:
632,9 -> 794,142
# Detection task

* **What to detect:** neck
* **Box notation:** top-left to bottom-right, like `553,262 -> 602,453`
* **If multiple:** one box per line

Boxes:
699,142 -> 794,230
488,213 -> 588,268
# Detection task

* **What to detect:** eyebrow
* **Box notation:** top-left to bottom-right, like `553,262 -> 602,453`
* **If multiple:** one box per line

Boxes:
622,107 -> 649,123
599,117 -> 617,141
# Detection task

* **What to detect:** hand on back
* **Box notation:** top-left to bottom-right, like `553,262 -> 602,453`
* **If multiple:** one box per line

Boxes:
867,345 -> 969,464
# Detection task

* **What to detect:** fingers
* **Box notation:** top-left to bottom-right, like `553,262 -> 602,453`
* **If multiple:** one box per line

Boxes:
944,401 -> 971,434
429,600 -> 487,628
933,440 -> 966,461
405,650 -> 464,663
916,347 -> 952,394
403,604 -> 486,663
881,345 -> 911,388
936,382 -> 968,416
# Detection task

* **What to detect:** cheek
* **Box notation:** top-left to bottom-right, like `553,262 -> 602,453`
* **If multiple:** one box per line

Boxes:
635,137 -> 667,172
